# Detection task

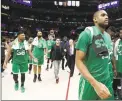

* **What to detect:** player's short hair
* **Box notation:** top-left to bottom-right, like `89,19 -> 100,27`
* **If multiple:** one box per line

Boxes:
17,30 -> 25,36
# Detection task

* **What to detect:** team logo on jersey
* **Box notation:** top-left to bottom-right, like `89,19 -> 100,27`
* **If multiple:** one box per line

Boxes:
92,34 -> 108,58
95,39 -> 106,48
118,44 -> 122,55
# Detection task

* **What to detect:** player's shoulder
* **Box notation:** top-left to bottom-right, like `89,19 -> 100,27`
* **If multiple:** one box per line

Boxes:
104,31 -> 110,36
78,27 -> 92,39
104,31 -> 112,40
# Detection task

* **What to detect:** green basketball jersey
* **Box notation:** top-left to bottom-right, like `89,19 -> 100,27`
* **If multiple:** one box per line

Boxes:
46,40 -> 55,50
12,42 -> 28,64
116,40 -> 122,73
32,38 -> 47,58
76,26 -> 112,81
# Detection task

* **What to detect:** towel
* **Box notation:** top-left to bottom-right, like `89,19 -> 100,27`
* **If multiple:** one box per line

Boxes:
32,37 -> 46,48
32,37 -> 45,46
12,38 -> 29,50
114,39 -> 120,60
32,37 -> 39,46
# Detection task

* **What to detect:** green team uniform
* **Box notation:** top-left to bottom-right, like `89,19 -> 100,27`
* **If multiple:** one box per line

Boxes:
32,38 -> 47,66
108,42 -> 114,81
76,26 -> 114,100
12,42 -> 29,74
46,40 -> 55,58
116,40 -> 122,75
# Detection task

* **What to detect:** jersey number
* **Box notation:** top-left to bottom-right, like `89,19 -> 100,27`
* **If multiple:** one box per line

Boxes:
17,50 -> 25,55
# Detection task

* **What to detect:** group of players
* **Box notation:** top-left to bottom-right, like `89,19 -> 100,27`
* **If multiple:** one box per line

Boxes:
2,10 -> 122,100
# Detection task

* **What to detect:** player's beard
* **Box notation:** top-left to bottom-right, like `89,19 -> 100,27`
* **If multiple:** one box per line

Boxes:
20,38 -> 25,42
38,35 -> 42,38
98,23 -> 108,30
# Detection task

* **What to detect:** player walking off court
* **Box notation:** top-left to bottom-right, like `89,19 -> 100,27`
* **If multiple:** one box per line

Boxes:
32,30 -> 47,82
114,27 -> 122,77
3,31 -> 37,93
28,37 -> 34,74
75,10 -> 114,100
46,35 -> 55,70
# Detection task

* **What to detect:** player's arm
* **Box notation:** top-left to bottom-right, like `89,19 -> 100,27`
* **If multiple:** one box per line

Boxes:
112,42 -> 117,76
75,31 -> 97,85
3,46 -> 12,69
31,45 -> 34,52
5,42 -> 10,50
111,56 -> 117,77
76,50 -> 97,85
28,49 -> 36,60
75,31 -> 111,99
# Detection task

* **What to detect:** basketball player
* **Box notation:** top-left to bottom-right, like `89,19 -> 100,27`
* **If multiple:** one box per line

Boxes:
75,10 -> 114,100
32,30 -> 47,82
3,31 -> 37,93
46,35 -> 55,70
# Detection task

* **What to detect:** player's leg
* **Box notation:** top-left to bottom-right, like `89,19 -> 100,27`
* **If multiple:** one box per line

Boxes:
20,63 -> 28,92
32,57 -> 39,82
12,63 -> 19,91
37,56 -> 44,81
20,73 -> 25,93
29,64 -> 32,74
38,65 -> 42,81
46,58 -> 50,71
33,65 -> 37,82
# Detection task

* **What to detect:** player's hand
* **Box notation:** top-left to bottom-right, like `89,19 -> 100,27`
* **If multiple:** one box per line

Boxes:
113,69 -> 117,77
3,62 -> 7,69
33,58 -> 38,63
48,50 -> 51,53
93,81 -> 111,99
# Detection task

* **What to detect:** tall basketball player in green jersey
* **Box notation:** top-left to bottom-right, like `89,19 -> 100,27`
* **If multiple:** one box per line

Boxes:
75,10 -> 114,100
114,27 -> 122,77
28,37 -> 34,74
46,35 -> 55,70
106,27 -> 117,82
32,30 -> 47,82
3,31 -> 37,93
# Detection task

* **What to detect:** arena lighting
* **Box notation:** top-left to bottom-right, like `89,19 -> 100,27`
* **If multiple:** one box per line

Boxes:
72,1 -> 76,6
59,1 -> 63,6
116,18 -> 122,21
54,1 -> 57,5
23,17 -> 34,20
2,5 -> 10,10
54,1 -> 80,7
76,1 -> 80,7
67,1 -> 71,6
98,0 -> 119,10
1,13 -> 9,16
